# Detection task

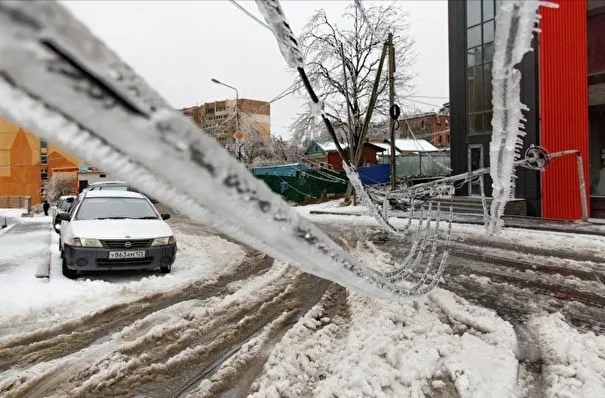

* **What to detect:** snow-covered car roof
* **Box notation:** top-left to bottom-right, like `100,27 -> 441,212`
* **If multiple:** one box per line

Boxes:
87,180 -> 128,186
83,190 -> 147,199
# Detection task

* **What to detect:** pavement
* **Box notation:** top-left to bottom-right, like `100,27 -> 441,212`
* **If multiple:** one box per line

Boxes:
0,216 -> 51,276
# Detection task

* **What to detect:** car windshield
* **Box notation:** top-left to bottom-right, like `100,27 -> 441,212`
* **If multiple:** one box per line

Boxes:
58,200 -> 72,211
75,197 -> 159,220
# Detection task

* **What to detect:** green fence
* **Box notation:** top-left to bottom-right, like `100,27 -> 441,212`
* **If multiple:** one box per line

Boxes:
254,169 -> 348,204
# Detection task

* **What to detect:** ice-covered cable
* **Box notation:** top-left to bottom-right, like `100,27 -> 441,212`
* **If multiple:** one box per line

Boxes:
487,0 -> 556,234
254,0 -> 304,69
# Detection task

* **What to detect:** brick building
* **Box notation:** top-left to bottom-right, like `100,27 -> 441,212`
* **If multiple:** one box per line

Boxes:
0,117 -> 82,204
398,112 -> 450,148
182,98 -> 271,149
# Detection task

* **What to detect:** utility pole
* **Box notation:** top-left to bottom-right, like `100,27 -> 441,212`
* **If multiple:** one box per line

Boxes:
343,41 -> 388,205
387,33 -> 396,190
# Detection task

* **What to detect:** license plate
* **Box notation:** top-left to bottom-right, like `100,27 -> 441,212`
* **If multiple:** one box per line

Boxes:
109,251 -> 145,259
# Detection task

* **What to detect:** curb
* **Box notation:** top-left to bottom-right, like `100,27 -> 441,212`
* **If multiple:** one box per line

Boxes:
0,223 -> 16,238
35,248 -> 51,279
35,225 -> 52,279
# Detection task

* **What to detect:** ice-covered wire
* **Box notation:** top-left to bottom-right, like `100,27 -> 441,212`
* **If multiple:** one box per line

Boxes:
487,0 -> 555,235
228,0 -> 271,31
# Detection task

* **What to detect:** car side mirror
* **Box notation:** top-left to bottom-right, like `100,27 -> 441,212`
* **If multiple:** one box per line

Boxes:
56,212 -> 71,222
161,214 -> 171,220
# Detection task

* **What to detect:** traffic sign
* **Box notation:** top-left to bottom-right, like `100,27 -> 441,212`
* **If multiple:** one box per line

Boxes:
233,130 -> 245,142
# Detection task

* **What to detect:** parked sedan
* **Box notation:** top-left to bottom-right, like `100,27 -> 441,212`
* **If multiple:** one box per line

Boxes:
56,190 -> 176,279
52,195 -> 76,233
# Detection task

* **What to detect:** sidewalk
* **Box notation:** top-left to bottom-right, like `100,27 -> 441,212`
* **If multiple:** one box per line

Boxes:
308,209 -> 605,236
0,215 -> 51,276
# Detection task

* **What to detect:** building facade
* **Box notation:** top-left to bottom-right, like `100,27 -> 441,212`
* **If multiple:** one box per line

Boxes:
398,112 -> 450,148
182,98 -> 271,149
449,0 -> 605,219
0,117 -> 82,204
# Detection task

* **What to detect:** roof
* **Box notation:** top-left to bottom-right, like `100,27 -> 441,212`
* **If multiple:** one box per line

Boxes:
374,139 -> 440,156
306,141 -> 386,155
83,190 -> 146,199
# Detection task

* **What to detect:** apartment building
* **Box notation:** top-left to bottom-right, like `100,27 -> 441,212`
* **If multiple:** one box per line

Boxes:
182,98 -> 271,149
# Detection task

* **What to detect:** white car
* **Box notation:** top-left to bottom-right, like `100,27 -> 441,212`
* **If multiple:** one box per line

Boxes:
56,190 -> 176,279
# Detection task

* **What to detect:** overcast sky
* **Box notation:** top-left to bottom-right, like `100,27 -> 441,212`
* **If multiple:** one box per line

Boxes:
62,0 -> 449,139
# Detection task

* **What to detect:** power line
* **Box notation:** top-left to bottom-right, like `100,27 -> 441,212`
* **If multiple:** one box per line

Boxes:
402,97 -> 444,108
406,95 -> 449,100
228,0 -> 271,31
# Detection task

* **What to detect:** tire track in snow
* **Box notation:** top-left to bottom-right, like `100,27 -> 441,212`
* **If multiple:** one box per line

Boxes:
0,251 -> 274,373
0,266 -> 331,398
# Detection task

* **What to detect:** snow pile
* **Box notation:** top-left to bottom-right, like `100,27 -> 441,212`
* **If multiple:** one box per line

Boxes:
250,288 -> 518,397
527,313 -> 605,398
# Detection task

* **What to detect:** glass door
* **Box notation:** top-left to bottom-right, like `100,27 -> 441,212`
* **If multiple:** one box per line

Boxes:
468,144 -> 484,196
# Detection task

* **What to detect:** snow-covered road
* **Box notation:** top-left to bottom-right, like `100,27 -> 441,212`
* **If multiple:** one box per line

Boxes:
0,206 -> 604,397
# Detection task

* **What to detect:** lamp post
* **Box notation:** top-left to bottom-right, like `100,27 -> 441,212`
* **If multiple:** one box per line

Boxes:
211,78 -> 240,156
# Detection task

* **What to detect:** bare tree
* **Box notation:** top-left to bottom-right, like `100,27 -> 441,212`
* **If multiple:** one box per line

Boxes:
290,2 -> 416,154
239,128 -> 273,164
44,175 -> 75,202
270,136 -> 305,163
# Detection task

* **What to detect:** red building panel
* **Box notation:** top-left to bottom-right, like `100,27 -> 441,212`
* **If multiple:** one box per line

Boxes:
539,0 -> 590,220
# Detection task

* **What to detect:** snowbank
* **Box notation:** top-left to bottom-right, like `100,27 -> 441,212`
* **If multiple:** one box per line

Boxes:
527,313 -> 605,398
250,287 -> 518,398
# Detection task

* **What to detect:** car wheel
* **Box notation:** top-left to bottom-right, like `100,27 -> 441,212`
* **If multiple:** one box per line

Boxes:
159,265 -> 171,274
62,256 -> 78,279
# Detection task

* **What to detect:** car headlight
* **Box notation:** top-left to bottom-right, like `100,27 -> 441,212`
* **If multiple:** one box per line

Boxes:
151,236 -> 176,246
80,238 -> 103,247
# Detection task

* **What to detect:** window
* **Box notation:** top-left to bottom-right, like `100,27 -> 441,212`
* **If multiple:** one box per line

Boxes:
40,139 -> 47,149
466,0 -> 495,135
588,11 -> 605,75
75,197 -> 158,220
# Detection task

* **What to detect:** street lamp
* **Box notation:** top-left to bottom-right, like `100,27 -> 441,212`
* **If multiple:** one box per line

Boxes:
210,77 -> 240,138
